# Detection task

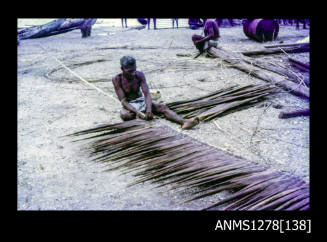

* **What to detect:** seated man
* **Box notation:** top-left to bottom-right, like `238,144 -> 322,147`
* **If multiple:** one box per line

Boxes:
192,19 -> 220,53
112,56 -> 199,129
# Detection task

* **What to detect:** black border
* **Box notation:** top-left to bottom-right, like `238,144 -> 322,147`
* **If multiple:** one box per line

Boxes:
14,8 -> 318,237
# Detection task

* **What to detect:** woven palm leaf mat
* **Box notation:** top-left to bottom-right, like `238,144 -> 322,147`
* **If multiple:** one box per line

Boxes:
68,119 -> 309,211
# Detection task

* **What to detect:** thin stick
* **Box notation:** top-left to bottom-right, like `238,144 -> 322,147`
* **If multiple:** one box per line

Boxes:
194,51 -> 203,59
38,43 -> 119,104
168,39 -> 174,49
277,46 -> 292,59
275,47 -> 308,88
212,121 -> 248,147
36,43 -> 195,135
212,120 -> 223,131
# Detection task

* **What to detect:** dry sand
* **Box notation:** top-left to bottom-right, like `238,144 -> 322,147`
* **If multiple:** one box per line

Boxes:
17,19 -> 310,210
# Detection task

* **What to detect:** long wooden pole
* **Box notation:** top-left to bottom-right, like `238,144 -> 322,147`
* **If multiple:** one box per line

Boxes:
18,19 -> 96,40
36,44 -> 185,133
37,43 -> 119,103
240,54 -> 309,87
264,43 -> 309,49
278,108 -> 309,119
241,44 -> 309,56
207,47 -> 309,99
288,57 -> 310,72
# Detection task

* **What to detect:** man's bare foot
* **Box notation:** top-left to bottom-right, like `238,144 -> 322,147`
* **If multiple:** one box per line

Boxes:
181,117 -> 200,130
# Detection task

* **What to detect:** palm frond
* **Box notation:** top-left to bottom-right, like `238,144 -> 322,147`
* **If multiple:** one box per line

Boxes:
70,119 -> 309,211
166,84 -> 278,120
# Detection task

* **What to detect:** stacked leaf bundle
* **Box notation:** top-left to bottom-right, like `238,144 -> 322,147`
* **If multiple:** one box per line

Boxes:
68,120 -> 309,210
166,83 -> 279,121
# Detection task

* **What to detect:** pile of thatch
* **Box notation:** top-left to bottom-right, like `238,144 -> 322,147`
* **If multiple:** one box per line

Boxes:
166,83 -> 279,121
68,119 -> 309,210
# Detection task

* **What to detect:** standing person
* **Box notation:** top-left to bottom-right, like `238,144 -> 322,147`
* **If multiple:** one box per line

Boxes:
112,56 -> 199,129
296,19 -> 307,29
80,18 -> 94,38
192,19 -> 220,53
147,18 -> 157,29
121,18 -> 128,28
172,18 -> 179,28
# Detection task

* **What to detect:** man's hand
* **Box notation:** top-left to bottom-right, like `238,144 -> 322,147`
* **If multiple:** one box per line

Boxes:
145,111 -> 153,120
194,40 -> 200,45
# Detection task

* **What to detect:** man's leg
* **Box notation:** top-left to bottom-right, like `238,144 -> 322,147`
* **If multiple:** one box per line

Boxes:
147,18 -> 150,29
203,39 -> 218,52
152,101 -> 199,129
302,19 -> 307,29
153,18 -> 157,29
120,107 -> 136,121
192,34 -> 205,52
152,101 -> 184,124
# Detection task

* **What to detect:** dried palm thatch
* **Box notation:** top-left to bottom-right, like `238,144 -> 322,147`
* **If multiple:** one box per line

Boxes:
166,83 -> 279,121
67,119 -> 309,211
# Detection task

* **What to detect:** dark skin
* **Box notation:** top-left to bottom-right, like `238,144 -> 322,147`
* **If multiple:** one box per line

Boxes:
121,18 -> 127,28
193,21 -> 216,45
147,18 -> 157,30
112,64 -> 198,128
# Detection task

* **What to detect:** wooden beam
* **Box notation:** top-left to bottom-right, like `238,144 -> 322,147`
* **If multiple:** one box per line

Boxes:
18,19 -> 96,40
288,57 -> 310,72
264,43 -> 309,49
18,19 -> 67,40
207,47 -> 309,99
278,108 -> 309,119
241,43 -> 309,56
240,54 -> 309,87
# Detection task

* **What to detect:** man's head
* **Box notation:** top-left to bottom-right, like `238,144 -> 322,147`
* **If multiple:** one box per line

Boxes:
120,56 -> 136,79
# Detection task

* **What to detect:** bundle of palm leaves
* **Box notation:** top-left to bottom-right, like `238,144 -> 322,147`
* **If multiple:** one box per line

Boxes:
67,119 -> 309,210
166,83 -> 279,121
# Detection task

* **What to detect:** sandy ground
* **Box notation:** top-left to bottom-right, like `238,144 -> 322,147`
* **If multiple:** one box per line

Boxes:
17,19 -> 310,210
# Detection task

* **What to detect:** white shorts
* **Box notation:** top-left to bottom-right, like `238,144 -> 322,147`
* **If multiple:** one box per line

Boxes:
203,39 -> 218,50
128,96 -> 146,112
